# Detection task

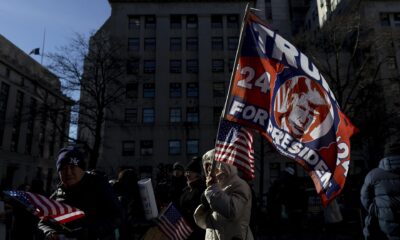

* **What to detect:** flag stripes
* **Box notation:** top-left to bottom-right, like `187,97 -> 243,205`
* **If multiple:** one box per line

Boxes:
215,119 -> 255,179
4,191 -> 85,224
157,203 -> 192,240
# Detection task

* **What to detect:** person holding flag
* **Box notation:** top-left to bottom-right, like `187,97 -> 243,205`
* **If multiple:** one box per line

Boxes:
38,146 -> 122,240
193,149 -> 253,240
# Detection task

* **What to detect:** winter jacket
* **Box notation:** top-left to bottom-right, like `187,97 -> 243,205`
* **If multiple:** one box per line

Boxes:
38,171 -> 122,240
179,178 -> 206,240
194,162 -> 254,240
360,155 -> 400,240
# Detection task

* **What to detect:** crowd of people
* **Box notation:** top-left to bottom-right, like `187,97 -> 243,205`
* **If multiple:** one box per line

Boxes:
0,141 -> 399,240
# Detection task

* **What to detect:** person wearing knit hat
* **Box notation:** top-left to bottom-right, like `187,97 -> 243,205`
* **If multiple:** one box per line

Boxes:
194,149 -> 254,240
170,161 -> 187,205
360,140 -> 400,239
185,156 -> 203,175
56,146 -> 86,187
179,156 -> 206,240
38,146 -> 122,240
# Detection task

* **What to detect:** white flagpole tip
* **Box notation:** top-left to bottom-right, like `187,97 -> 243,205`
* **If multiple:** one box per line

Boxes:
250,7 -> 263,12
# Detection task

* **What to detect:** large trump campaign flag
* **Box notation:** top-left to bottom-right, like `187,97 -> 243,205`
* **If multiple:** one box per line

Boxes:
224,11 -> 357,206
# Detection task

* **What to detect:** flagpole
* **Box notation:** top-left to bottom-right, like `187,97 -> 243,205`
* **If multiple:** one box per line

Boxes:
41,28 -> 46,65
210,3 -> 252,175
221,3 -> 252,117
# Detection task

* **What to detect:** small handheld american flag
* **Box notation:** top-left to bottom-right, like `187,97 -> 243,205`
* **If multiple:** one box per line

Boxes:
156,203 -> 193,240
215,118 -> 255,180
4,190 -> 85,224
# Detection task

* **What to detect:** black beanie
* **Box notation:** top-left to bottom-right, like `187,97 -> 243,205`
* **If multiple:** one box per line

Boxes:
185,156 -> 202,174
56,146 -> 86,171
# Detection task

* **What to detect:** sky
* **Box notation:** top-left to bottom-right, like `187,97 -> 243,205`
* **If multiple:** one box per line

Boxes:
0,0 -> 111,66
0,1 -> 111,138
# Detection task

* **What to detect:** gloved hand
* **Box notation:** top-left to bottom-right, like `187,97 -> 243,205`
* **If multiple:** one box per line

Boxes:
200,192 -> 210,210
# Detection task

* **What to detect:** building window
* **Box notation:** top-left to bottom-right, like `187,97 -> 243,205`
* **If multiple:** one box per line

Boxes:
143,108 -> 155,123
128,16 -> 140,29
394,13 -> 400,27
38,103 -> 48,157
0,82 -> 10,146
228,37 -> 238,50
387,56 -> 398,69
186,37 -> 198,51
212,37 -> 223,50
380,13 -> 390,26
143,83 -> 155,98
125,108 -> 137,123
170,108 -> 181,123
211,15 -> 223,28
228,58 -> 235,73
170,60 -> 182,73
126,83 -> 138,98
144,38 -> 156,51
213,82 -> 225,97
25,98 -> 36,154
187,83 -> 199,97
127,59 -> 139,74
170,38 -> 182,51
186,59 -> 198,73
145,15 -> 156,29
170,83 -> 182,98
128,38 -> 140,52
227,14 -> 239,28
187,107 -> 199,123
169,140 -> 181,155
213,106 -> 223,124
187,139 -> 199,154
212,59 -> 224,72
170,15 -> 182,29
10,91 -> 24,152
187,15 -> 198,29
144,60 -> 156,73
6,68 -> 10,78
122,141 -> 135,156
140,140 -> 153,156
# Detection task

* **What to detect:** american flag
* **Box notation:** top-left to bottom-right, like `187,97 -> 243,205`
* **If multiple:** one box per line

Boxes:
4,190 -> 85,224
156,203 -> 192,240
215,118 -> 255,179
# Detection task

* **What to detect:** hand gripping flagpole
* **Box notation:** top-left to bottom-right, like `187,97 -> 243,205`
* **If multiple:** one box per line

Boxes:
209,3 -> 252,176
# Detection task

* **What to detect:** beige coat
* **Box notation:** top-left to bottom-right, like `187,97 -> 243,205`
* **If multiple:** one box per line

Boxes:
194,159 -> 253,240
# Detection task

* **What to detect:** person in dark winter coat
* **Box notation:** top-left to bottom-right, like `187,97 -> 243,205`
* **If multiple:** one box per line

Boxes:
113,169 -> 145,240
38,146 -> 122,240
179,156 -> 206,240
170,162 -> 187,205
360,142 -> 400,240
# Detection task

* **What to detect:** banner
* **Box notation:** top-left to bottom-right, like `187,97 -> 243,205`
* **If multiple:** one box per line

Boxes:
138,178 -> 159,220
224,12 -> 357,206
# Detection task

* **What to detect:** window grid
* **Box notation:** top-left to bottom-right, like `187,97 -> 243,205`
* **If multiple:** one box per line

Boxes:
187,83 -> 199,97
122,141 -> 135,156
170,83 -> 182,98
143,108 -> 155,123
187,139 -> 199,154
143,83 -> 155,98
169,140 -> 181,155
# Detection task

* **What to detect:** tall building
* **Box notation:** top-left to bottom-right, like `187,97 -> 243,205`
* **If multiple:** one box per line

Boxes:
0,35 -> 72,191
82,0 -> 253,178
359,0 -> 400,137
81,0 -> 313,193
